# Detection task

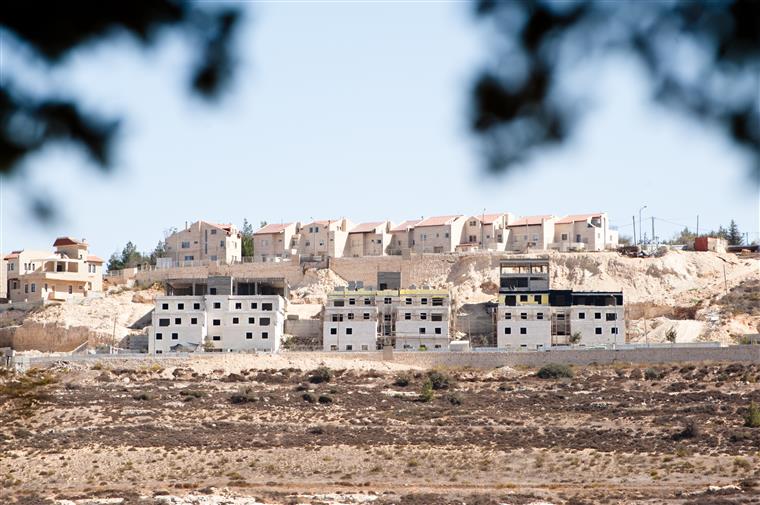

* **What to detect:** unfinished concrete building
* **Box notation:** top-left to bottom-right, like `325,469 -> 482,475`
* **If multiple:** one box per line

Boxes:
322,284 -> 451,351
496,259 -> 624,350
149,276 -> 287,354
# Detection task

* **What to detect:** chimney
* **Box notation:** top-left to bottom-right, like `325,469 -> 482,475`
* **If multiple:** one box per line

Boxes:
185,221 -> 188,230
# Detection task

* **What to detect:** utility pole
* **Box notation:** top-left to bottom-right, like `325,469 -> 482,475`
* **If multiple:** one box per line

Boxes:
651,217 -> 656,247
696,215 -> 699,237
632,216 -> 637,247
638,205 -> 647,247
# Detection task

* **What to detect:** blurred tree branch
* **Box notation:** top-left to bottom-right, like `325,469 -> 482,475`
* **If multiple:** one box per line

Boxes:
472,0 -> 760,181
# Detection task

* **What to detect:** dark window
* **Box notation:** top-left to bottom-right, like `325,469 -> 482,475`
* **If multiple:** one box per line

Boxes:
431,313 -> 442,322
595,327 -> 602,335
578,312 -> 585,320
210,288 -> 217,295
235,302 -> 242,310
536,312 -> 544,320
346,328 -> 353,335
405,298 -> 412,305
364,298 -> 371,305
348,298 -> 355,305
435,327 -> 442,334
213,302 -> 221,309
421,298 -> 428,305
384,297 -> 392,304
520,312 -> 527,320
193,303 -> 200,310
246,332 -> 253,339
212,335 -> 221,341
363,313 -> 370,320
420,313 -> 427,320
191,317 -> 198,325
330,328 -> 337,335
505,313 -> 512,320
419,328 -> 426,334
260,318 -> 270,326
161,303 -> 169,310
345,344 -> 352,350
232,317 -> 239,324
213,319 -> 221,326
519,295 -> 528,302
171,333 -> 178,340
177,303 -> 184,310
175,318 -> 181,325
504,327 -> 511,334
248,317 -> 255,324
533,295 -> 541,303
520,327 -> 527,335
334,300 -> 345,307
594,312 -> 601,319
384,314 -> 391,321
159,318 -> 170,327
262,332 -> 268,339
606,313 -> 617,321
432,298 -> 443,306
262,303 -> 273,311
611,327 -> 618,334
505,295 -> 516,306
404,313 -> 411,320
155,333 -> 163,340
347,313 -> 354,320
250,302 -> 257,309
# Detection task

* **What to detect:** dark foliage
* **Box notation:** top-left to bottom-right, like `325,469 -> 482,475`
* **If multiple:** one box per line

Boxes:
308,367 -> 333,384
536,363 -> 573,379
426,370 -> 452,390
472,0 -> 760,179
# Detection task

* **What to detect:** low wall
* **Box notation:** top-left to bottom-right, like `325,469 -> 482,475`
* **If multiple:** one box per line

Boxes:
284,319 -> 321,339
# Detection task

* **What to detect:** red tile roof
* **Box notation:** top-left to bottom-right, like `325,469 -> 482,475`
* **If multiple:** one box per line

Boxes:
254,223 -> 293,235
508,215 -> 555,227
86,255 -> 105,263
416,215 -> 462,227
349,222 -> 386,234
478,213 -> 505,225
390,219 -> 420,232
53,237 -> 87,247
3,250 -> 22,260
555,213 -> 603,224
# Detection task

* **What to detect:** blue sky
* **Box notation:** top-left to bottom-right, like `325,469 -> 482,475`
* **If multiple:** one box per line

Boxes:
3,2 -> 758,259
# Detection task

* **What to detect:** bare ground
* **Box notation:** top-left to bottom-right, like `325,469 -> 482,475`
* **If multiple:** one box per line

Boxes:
1,356 -> 759,504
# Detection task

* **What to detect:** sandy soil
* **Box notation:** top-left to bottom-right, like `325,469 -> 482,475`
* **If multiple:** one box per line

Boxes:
1,356 -> 759,504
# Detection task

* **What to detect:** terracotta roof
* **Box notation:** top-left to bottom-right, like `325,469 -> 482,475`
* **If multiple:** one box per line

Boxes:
390,219 -> 420,232
416,215 -> 462,227
349,222 -> 386,234
474,213 -> 505,225
53,237 -> 87,247
254,223 -> 293,235
3,250 -> 22,260
508,215 -> 555,227
86,255 -> 105,263
555,213 -> 603,225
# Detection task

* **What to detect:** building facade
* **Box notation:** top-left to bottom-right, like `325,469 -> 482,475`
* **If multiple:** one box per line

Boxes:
148,277 -> 287,354
458,213 -> 513,252
347,221 -> 392,257
4,237 -> 104,303
496,259 -> 624,350
322,287 -> 451,351
253,222 -> 300,261
551,213 -> 616,251
164,221 -> 242,266
506,216 -> 556,252
296,218 -> 353,259
412,215 -> 466,253
388,219 -> 420,256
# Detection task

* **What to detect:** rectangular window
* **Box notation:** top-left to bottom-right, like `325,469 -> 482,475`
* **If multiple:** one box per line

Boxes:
262,303 -> 273,311
334,300 -> 345,307
177,303 -> 184,310
184,255 -> 194,261
578,312 -> 585,320
432,298 -> 444,306
246,332 -> 253,339
504,327 -> 511,334
156,333 -> 163,340
595,312 -> 601,319
348,298 -> 355,305
435,327 -> 442,334
262,332 -> 268,339
250,302 -> 257,309
346,328 -> 353,335
68,285 -> 73,294
421,298 -> 428,305
384,314 -> 391,321
260,318 -> 270,326
191,317 -> 198,325
213,319 -> 221,326
30,283 -> 35,293
175,317 -> 181,325
405,298 -> 412,305
533,295 -> 541,303
504,313 -> 512,320
363,313 -> 370,320
419,328 -> 426,334
210,229 -> 217,235
611,327 -> 618,334
431,313 -> 442,322
235,302 -> 242,310
232,317 -> 239,324
520,312 -> 527,320
330,345 -> 338,351
24,284 -> 28,293
330,328 -> 337,335
248,317 -> 255,324
347,313 -> 354,320
595,327 -> 602,335
212,335 -> 221,341
384,297 -> 392,304
194,303 -> 201,310
345,344 -> 353,350
361,345 -> 369,351
520,327 -> 527,335
561,233 -> 568,240
606,313 -> 617,321
404,313 -> 411,320
213,302 -> 221,309
519,295 -> 528,302
181,241 -> 190,249
219,240 -> 224,247
421,313 -> 428,320
364,298 -> 371,305
210,288 -> 216,294
171,333 -> 178,340
159,318 -> 170,327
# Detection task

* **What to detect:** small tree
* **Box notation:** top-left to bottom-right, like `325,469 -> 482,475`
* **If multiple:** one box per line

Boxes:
569,331 -> 582,344
241,218 -> 255,257
727,220 -> 743,245
745,402 -> 760,428
419,379 -> 434,402
665,327 -> 677,344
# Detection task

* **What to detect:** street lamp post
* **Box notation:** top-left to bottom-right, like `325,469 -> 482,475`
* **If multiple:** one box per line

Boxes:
638,205 -> 647,247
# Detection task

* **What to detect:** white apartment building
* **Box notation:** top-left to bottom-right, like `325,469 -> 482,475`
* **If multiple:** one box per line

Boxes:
495,259 -> 624,350
149,276 -> 287,353
550,213 -> 617,251
322,287 -> 451,351
164,221 -> 242,265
